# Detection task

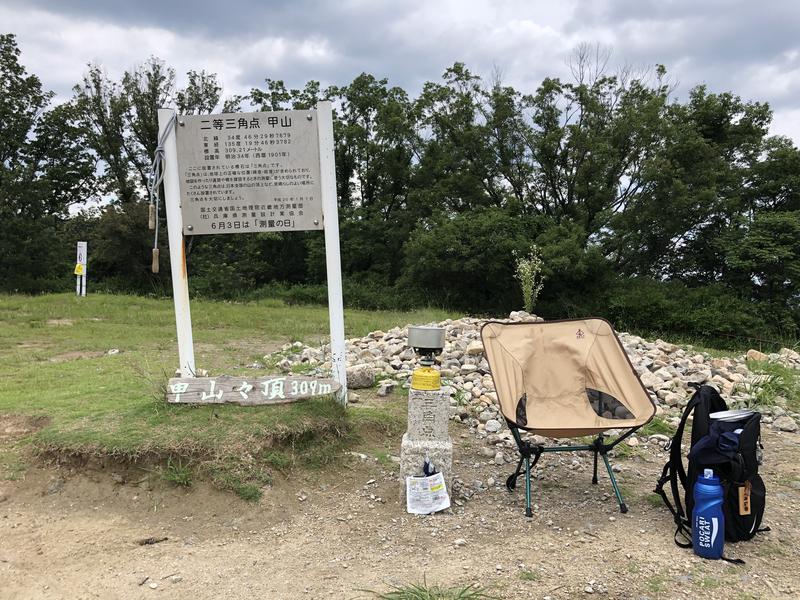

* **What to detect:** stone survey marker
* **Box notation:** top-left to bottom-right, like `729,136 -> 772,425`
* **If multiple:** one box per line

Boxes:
175,110 -> 323,236
166,375 -> 341,405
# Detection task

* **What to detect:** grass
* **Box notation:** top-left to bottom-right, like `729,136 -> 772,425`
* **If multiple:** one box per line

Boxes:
743,360 -> 800,411
162,456 -> 192,486
1,453 -> 27,481
518,570 -> 540,582
644,492 -> 665,507
640,416 -> 675,437
364,583 -> 496,599
646,575 -> 668,594
0,292 -> 451,496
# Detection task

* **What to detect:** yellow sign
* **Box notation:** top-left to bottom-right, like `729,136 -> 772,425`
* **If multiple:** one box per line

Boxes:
74,263 -> 85,276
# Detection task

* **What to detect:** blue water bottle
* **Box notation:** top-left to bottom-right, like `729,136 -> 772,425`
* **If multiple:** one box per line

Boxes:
692,468 -> 725,559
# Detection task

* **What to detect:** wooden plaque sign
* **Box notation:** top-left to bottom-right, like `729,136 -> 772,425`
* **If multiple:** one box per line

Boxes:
166,375 -> 341,405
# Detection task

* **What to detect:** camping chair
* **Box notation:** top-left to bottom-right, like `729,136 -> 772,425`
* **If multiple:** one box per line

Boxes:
481,318 -> 656,516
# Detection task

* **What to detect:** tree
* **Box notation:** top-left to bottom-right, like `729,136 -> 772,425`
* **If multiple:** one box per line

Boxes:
0,34 -> 96,291
72,59 -> 224,291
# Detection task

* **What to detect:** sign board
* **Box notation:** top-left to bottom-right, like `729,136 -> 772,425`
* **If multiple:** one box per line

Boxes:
75,241 -> 87,296
166,375 -> 341,405
174,110 -> 323,235
157,103 -> 347,404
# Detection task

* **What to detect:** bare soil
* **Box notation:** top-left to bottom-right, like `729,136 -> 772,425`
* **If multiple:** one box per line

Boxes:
1,413 -> 799,600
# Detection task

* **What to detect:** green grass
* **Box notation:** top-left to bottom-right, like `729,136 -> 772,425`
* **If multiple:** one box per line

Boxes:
744,360 -> 800,411
162,456 -> 193,486
374,450 -> 395,468
518,570 -> 540,582
364,583 -> 496,599
0,292 -> 450,495
640,416 -> 675,437
644,492 -> 665,507
1,453 -> 27,481
646,575 -> 668,594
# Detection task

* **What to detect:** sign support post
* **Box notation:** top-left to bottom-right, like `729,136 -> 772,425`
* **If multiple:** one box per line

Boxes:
157,104 -> 346,400
75,241 -> 87,296
316,101 -> 348,406
158,108 -> 196,377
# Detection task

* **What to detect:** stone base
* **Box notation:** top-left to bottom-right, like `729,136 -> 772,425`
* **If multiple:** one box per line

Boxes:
399,432 -> 453,502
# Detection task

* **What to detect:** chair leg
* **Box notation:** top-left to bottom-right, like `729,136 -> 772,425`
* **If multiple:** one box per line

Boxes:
592,450 -> 599,484
524,454 -> 532,517
601,452 -> 628,513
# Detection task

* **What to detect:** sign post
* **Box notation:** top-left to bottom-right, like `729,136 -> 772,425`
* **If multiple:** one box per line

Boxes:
317,101 -> 348,406
75,241 -> 87,297
158,103 -> 347,403
158,108 -> 197,378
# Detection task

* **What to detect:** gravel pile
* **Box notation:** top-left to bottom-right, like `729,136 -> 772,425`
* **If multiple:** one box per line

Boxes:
265,312 -> 800,437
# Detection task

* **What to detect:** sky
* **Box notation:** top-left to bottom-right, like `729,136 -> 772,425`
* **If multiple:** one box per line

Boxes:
2,0 -> 799,142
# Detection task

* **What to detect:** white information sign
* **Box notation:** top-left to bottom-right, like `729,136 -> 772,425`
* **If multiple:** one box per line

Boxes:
174,110 -> 323,235
157,103 -> 347,404
75,241 -> 87,297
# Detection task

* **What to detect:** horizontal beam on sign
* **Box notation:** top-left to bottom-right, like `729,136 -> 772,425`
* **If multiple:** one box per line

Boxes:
165,375 -> 341,405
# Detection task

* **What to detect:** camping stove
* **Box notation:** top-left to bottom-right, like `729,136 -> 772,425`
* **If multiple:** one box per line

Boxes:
407,326 -> 445,390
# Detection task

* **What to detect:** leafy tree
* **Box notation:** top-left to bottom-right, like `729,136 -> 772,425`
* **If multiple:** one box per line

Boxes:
0,34 -> 96,291
72,58 -> 224,291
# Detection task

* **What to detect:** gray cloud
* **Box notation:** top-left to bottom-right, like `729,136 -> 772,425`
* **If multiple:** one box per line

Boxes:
1,0 -> 798,141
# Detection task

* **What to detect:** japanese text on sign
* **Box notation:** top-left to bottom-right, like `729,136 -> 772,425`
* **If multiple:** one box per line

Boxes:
175,110 -> 323,235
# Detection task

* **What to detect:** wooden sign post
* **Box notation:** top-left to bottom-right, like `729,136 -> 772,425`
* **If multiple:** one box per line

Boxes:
166,375 -> 341,405
157,103 -> 348,404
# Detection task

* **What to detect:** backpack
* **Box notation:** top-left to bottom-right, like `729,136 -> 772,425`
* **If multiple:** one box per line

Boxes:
654,385 -> 767,553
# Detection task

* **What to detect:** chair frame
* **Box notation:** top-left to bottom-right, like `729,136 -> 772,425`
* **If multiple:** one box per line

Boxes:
505,422 -> 643,516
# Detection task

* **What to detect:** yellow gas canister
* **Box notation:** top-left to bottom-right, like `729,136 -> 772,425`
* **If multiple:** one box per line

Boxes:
411,366 -> 441,390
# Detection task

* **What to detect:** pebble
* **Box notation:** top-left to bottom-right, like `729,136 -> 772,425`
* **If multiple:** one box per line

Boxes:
263,313 -> 800,438
454,538 -> 467,546
773,416 -> 798,432
485,420 -> 502,434
46,478 -> 65,495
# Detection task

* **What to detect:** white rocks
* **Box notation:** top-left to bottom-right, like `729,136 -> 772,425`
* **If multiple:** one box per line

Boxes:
653,367 -> 674,382
773,416 -> 798,432
377,380 -> 397,396
638,370 -> 661,390
260,312 -> 797,437
346,364 -> 375,389
454,538 -> 467,547
478,410 -> 494,423
465,340 -> 484,356
746,349 -> 769,362
485,419 -> 502,434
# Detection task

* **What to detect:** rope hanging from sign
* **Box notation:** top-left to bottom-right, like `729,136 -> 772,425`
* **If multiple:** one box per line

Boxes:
147,112 -> 178,273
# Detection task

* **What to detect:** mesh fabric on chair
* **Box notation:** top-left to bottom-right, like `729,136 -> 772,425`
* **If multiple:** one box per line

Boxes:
481,318 -> 656,516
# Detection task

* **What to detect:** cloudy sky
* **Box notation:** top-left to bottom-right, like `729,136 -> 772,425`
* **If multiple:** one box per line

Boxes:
3,0 -> 799,142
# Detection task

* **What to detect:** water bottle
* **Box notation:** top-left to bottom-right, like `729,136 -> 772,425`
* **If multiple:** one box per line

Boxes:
692,468 -> 725,559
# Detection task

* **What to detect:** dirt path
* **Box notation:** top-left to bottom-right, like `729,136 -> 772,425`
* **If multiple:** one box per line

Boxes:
2,420 -> 799,600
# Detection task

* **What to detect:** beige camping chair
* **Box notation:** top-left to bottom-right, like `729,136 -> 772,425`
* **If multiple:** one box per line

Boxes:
481,318 -> 656,515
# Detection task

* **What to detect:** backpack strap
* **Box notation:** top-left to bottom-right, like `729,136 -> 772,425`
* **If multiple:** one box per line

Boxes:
654,391 -> 705,541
